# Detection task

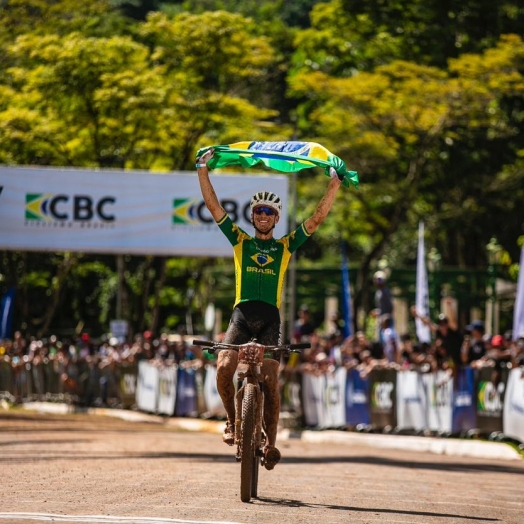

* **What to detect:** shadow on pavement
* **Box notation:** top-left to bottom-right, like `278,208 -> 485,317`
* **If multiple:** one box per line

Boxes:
255,497 -> 501,521
0,451 -> 235,464
281,454 -> 524,475
2,449 -> 523,475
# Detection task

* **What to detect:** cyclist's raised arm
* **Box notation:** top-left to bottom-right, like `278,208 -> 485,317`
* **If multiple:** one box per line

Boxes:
196,149 -> 226,222
304,169 -> 342,234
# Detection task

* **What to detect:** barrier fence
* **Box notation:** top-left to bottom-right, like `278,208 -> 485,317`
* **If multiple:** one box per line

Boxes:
1,357 -> 523,444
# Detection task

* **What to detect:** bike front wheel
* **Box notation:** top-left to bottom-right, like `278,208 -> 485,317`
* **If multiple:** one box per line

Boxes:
240,383 -> 258,503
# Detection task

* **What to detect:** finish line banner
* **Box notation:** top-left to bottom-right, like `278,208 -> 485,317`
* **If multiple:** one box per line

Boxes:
0,166 -> 289,256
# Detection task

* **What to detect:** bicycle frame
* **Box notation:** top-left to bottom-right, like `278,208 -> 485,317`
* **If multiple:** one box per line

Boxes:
193,338 -> 309,502
234,342 -> 266,454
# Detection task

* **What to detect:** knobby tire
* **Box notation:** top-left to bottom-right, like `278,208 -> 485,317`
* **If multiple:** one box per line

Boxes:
251,450 -> 260,498
240,383 -> 257,503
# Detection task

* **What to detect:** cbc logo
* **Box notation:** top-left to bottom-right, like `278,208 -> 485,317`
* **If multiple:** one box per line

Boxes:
26,194 -> 116,222
173,198 -> 252,225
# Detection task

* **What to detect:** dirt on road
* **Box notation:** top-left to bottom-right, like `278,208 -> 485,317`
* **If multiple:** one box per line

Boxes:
1,411 -> 523,524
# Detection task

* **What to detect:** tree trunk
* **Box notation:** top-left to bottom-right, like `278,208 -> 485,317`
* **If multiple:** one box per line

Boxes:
37,253 -> 77,338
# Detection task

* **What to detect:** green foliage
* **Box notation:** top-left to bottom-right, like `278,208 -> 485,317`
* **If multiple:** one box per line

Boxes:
141,11 -> 274,88
1,34 -> 157,166
0,8 -> 292,170
289,34 -> 524,270
0,0 -> 523,336
292,0 -> 404,76
0,0 -> 125,44
339,0 -> 524,67
157,0 -> 322,27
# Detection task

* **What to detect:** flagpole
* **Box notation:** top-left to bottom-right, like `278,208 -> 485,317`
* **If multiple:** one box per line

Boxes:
415,222 -> 431,344
341,240 -> 353,338
0,287 -> 15,340
286,170 -> 298,342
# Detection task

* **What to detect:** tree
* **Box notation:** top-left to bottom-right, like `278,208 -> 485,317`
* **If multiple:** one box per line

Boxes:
139,10 -> 291,166
0,0 -> 124,46
1,1 -> 523,336
289,34 -> 524,318
339,0 -> 524,67
1,33 -> 172,168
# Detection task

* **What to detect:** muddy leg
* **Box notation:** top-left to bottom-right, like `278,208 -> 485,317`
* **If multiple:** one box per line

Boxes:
216,349 -> 238,444
261,359 -> 281,469
261,359 -> 280,446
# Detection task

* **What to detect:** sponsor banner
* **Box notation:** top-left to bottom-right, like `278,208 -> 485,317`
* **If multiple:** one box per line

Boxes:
281,373 -> 303,415
301,373 -> 323,427
0,359 -> 14,393
503,368 -> 524,443
302,370 -> 347,428
203,365 -> 227,417
396,370 -> 426,431
194,365 -> 206,415
0,166 -> 288,256
118,363 -> 138,409
476,366 -> 508,434
452,367 -> 476,433
286,380 -> 303,415
369,368 -> 397,429
345,368 -> 370,426
175,366 -> 198,416
157,366 -> 177,416
136,361 -> 159,413
424,371 -> 453,433
110,319 -> 128,344
321,367 -> 347,428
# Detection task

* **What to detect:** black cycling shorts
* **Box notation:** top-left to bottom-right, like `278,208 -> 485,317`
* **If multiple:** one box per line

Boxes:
223,300 -> 281,347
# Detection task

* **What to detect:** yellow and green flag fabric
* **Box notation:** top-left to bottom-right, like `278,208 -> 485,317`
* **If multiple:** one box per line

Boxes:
196,141 -> 359,189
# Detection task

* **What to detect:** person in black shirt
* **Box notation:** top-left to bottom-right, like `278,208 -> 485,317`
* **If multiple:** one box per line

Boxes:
410,297 -> 463,369
435,314 -> 463,369
461,320 -> 487,367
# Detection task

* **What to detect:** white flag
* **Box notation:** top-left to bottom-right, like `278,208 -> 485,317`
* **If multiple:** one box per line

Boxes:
513,244 -> 524,340
415,222 -> 432,343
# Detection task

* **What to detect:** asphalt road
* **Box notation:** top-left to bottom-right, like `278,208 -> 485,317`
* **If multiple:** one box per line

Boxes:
1,411 -> 523,524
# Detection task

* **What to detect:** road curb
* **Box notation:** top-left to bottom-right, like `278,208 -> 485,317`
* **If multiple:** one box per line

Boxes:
291,429 -> 523,461
20,402 -> 522,462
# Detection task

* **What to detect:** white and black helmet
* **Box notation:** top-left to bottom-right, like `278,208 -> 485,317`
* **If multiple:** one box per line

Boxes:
250,191 -> 282,217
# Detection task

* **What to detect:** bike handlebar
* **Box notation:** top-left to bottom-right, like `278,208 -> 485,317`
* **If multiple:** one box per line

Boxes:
192,339 -> 311,353
192,339 -> 215,347
286,343 -> 311,350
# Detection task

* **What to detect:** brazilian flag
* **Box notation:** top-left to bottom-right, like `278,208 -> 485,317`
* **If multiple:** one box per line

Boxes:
196,141 -> 359,189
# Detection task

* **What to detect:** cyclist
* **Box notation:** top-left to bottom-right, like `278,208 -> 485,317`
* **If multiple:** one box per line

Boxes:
196,148 -> 344,470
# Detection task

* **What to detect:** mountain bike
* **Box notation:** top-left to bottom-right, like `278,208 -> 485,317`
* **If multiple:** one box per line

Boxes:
193,339 -> 310,502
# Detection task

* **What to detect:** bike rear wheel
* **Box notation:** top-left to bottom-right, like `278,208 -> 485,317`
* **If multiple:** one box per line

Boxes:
240,383 -> 257,503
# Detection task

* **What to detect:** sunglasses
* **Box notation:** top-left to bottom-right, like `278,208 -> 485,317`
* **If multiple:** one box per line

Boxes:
253,206 -> 276,216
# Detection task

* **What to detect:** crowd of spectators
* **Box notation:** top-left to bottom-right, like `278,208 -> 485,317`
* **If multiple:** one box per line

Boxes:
1,297 -> 524,404
289,301 -> 524,379
0,330 -> 207,405
0,330 -> 206,366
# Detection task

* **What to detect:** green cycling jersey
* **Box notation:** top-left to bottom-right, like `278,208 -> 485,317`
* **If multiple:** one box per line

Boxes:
217,214 -> 311,309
